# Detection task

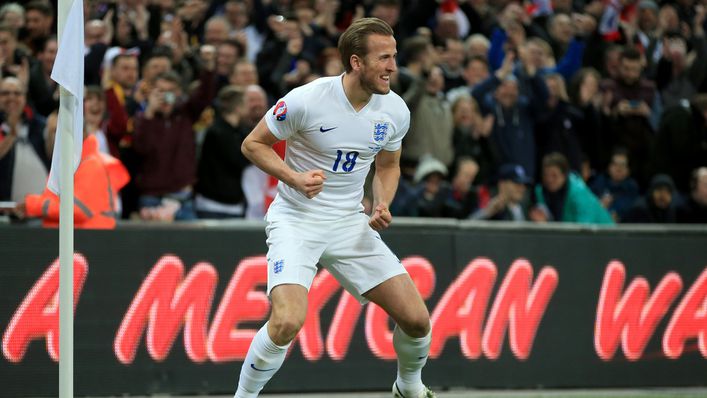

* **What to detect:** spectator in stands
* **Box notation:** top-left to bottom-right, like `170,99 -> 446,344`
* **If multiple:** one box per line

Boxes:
448,157 -> 480,219
111,3 -> 151,54
0,76 -> 49,202
370,0 -> 401,32
204,16 -> 231,46
104,53 -> 140,159
272,28 -> 317,96
0,24 -> 30,86
447,56 -> 490,103
601,45 -> 623,80
439,38 -> 466,91
653,93 -> 707,192
216,39 -> 244,86
223,0 -> 264,63
0,3 -> 24,32
242,84 -> 268,130
257,16 -> 316,98
394,35 -> 435,98
155,19 -> 195,89
635,0 -> 662,77
472,163 -> 532,221
15,111 -> 130,229
465,34 -> 490,60
535,73 -> 584,173
472,51 -> 548,179
401,65 -> 455,169
547,13 -> 574,59
83,86 -> 110,155
22,1 -> 53,55
84,17 -> 112,87
229,60 -> 258,89
624,174 -> 682,223
412,155 -> 455,218
531,152 -> 614,224
27,35 -> 58,117
195,85 -> 251,219
568,67 -> 605,171
677,167 -> 707,223
600,47 -> 658,186
177,0 -> 211,46
450,95 -> 497,185
132,47 -> 217,221
590,147 -> 640,222
655,9 -> 707,109
103,52 -> 141,218
135,48 -> 174,107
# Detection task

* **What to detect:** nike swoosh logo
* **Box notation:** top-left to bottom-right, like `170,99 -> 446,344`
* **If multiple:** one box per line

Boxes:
250,363 -> 277,372
394,382 -> 408,398
320,126 -> 337,133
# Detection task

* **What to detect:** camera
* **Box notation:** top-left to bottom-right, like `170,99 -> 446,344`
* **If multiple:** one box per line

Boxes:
163,92 -> 176,105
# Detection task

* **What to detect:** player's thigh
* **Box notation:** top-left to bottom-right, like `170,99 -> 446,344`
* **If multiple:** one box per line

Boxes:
364,273 -> 430,337
321,213 -> 407,303
265,218 -> 326,296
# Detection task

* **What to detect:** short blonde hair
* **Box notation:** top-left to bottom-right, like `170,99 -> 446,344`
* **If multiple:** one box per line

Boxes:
338,17 -> 394,73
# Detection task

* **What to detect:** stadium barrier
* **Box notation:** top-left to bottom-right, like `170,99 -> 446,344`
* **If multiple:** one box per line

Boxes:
1,221 -> 705,397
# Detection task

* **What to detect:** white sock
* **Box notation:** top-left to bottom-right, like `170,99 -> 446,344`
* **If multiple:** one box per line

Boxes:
393,325 -> 431,397
234,322 -> 290,398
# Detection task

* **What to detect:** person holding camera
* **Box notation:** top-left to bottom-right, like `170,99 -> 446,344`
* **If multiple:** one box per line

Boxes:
132,45 -> 217,221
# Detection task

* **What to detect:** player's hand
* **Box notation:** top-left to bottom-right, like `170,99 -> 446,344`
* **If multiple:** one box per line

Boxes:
369,203 -> 392,231
294,170 -> 326,199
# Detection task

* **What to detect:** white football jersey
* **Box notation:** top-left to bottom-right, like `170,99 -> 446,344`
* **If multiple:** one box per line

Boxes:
264,75 -> 410,220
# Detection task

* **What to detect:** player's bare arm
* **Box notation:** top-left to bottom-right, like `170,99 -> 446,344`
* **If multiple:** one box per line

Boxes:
369,148 -> 401,231
241,118 -> 326,199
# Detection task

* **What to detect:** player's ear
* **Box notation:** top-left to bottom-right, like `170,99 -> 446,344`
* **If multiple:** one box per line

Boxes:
350,54 -> 362,71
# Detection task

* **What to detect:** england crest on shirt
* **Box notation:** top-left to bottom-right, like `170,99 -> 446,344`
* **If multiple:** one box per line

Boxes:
373,121 -> 389,143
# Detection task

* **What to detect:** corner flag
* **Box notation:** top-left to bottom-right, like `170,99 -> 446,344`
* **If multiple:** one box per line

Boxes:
47,0 -> 84,194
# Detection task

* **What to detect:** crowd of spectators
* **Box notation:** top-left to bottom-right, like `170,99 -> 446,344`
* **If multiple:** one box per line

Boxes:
1,0 -> 706,227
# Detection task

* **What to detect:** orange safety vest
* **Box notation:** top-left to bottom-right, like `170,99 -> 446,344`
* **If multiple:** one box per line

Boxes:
25,135 -> 130,229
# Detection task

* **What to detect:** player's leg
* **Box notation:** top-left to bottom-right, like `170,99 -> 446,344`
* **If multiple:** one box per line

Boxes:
321,213 -> 433,397
235,217 -> 324,398
235,284 -> 308,398
364,274 -> 433,398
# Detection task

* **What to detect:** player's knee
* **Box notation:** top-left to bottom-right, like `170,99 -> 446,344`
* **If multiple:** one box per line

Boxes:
398,312 -> 431,338
268,315 -> 304,344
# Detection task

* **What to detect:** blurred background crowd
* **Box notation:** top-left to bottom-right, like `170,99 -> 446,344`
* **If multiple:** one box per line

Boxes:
0,0 -> 706,227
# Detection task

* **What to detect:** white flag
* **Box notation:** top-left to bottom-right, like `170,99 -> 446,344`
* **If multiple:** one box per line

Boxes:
47,0 -> 84,195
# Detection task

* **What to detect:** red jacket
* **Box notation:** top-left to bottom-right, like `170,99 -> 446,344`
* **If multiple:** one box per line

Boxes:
25,135 -> 130,229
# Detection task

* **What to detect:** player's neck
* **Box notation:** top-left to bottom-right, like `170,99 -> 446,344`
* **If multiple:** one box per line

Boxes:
342,73 -> 372,112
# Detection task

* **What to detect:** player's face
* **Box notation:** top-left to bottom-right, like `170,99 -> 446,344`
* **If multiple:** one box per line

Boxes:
359,34 -> 397,95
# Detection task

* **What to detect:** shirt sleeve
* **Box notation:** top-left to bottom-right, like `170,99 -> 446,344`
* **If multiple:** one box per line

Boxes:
264,89 -> 306,140
383,107 -> 410,152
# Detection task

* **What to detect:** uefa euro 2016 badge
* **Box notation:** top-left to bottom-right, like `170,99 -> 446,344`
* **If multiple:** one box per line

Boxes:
373,121 -> 389,143
273,100 -> 287,121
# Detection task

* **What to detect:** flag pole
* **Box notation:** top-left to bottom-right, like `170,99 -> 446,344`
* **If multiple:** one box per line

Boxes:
56,0 -> 75,396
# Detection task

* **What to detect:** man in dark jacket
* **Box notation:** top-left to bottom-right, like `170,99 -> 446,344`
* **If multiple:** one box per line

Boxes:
472,51 -> 549,178
624,174 -> 684,223
677,167 -> 707,223
195,85 -> 251,218
652,94 -> 707,192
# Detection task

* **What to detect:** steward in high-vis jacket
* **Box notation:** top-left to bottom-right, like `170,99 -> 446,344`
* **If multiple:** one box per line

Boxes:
22,134 -> 129,229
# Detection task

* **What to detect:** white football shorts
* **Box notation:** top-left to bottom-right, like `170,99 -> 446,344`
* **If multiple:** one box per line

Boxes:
264,211 -> 407,303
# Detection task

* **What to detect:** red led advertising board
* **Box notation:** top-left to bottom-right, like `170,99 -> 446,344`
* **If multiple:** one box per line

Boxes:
0,226 -> 705,396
